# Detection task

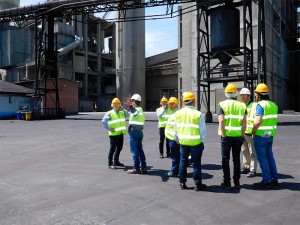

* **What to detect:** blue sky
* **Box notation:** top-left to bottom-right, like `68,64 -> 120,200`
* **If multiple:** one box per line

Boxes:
20,0 -> 178,57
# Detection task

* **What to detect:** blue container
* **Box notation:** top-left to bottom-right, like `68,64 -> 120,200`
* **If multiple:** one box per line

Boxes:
16,112 -> 22,120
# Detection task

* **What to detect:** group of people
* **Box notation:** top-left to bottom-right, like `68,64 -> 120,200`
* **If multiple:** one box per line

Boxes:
102,82 -> 279,191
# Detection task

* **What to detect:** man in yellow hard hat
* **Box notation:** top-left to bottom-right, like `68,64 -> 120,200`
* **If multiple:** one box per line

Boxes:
175,91 -> 207,191
102,98 -> 129,169
156,96 -> 171,158
218,83 -> 247,189
252,83 -> 279,189
240,87 -> 257,178
164,97 -> 180,177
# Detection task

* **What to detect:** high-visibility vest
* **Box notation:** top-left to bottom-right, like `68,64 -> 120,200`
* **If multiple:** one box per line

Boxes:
245,102 -> 257,134
165,109 -> 178,140
218,99 -> 246,137
175,107 -> 202,146
108,110 -> 126,136
255,100 -> 278,137
156,107 -> 170,128
129,106 -> 145,126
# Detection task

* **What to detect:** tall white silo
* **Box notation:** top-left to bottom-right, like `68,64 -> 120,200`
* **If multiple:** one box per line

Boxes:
0,0 -> 20,10
115,7 -> 145,106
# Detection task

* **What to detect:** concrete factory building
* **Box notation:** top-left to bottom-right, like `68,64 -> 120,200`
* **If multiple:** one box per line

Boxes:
0,0 -> 299,118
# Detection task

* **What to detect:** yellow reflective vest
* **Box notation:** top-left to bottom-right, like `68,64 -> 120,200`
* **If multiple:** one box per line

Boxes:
108,110 -> 126,136
245,102 -> 257,134
218,99 -> 246,137
156,107 -> 171,128
255,100 -> 278,137
165,109 -> 178,140
129,106 -> 145,126
175,107 -> 202,146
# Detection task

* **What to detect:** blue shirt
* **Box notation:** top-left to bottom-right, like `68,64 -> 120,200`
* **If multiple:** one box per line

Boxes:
256,104 -> 264,116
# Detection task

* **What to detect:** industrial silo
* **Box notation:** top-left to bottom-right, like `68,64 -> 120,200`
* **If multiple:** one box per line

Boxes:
210,5 -> 240,65
0,0 -> 20,10
115,7 -> 145,106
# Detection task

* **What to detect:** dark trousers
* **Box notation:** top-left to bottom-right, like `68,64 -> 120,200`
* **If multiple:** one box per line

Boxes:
108,134 -> 124,166
221,136 -> 244,185
159,127 -> 170,156
179,143 -> 204,186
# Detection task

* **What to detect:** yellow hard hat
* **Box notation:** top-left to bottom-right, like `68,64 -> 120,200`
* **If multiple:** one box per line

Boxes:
225,83 -> 238,93
255,83 -> 269,95
111,98 -> 121,104
168,97 -> 178,105
182,92 -> 196,102
160,97 -> 168,103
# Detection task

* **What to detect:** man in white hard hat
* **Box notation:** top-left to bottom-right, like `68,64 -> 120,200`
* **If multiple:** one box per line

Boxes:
240,88 -> 257,178
124,94 -> 148,174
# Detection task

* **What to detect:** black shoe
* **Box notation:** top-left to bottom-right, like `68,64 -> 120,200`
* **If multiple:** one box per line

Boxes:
108,165 -> 116,169
221,182 -> 232,190
253,180 -> 273,189
272,180 -> 280,187
241,167 -> 250,174
114,161 -> 124,167
247,171 -> 256,178
194,184 -> 207,191
233,183 -> 241,189
140,168 -> 148,174
180,182 -> 187,190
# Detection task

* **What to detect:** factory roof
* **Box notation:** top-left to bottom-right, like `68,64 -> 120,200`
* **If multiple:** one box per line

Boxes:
0,80 -> 34,95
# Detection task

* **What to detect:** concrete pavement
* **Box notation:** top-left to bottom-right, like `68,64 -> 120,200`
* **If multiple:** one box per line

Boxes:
0,112 -> 299,225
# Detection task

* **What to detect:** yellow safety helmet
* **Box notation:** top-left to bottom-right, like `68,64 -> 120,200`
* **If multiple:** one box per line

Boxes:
255,83 -> 269,95
225,83 -> 238,93
111,98 -> 121,104
182,91 -> 196,102
160,96 -> 168,103
168,97 -> 178,105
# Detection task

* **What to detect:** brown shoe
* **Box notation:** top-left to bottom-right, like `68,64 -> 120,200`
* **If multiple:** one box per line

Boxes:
127,169 -> 141,174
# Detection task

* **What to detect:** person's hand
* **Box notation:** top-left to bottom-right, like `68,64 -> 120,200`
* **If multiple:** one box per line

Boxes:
163,104 -> 167,110
124,97 -> 132,106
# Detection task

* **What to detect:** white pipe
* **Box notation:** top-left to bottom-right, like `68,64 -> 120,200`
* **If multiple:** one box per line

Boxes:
57,35 -> 82,58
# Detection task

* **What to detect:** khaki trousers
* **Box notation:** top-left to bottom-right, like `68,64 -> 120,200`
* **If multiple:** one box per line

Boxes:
242,134 -> 257,172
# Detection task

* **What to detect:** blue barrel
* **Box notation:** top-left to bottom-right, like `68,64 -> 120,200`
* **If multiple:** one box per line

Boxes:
16,112 -> 22,120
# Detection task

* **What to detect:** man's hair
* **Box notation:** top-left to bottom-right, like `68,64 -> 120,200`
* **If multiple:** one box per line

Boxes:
184,100 -> 194,106
135,100 -> 141,106
257,93 -> 270,100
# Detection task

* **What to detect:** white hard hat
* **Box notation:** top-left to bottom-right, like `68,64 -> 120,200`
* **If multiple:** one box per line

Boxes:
131,93 -> 141,101
240,88 -> 251,95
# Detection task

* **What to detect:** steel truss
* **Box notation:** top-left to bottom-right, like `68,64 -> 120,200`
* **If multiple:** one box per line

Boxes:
196,0 -> 265,122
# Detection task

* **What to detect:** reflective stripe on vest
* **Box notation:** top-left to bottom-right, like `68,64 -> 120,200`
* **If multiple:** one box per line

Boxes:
255,100 -> 278,137
165,109 -> 178,140
245,102 -> 257,134
175,107 -> 202,146
156,107 -> 170,128
129,107 -> 145,126
218,99 -> 246,137
108,110 -> 126,136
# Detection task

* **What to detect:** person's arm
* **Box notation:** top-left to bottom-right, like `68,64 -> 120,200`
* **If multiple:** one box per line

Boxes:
199,114 -> 206,142
242,114 -> 247,136
157,107 -> 166,118
101,112 -> 111,131
218,114 -> 226,137
252,104 -> 264,136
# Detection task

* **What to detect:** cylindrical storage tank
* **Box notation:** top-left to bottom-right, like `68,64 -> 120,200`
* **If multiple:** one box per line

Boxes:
0,0 -> 20,10
210,6 -> 240,52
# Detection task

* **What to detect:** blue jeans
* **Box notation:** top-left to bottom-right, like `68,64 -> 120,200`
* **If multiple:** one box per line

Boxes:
129,130 -> 147,170
168,139 -> 180,174
179,143 -> 204,186
221,137 -> 244,185
254,136 -> 278,183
